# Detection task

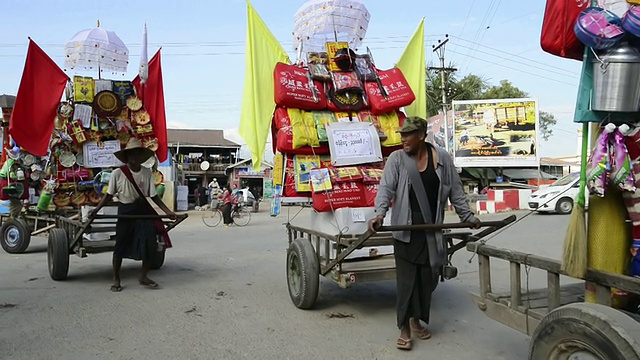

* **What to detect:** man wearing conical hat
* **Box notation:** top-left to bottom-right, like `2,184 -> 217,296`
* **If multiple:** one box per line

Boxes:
90,138 -> 176,292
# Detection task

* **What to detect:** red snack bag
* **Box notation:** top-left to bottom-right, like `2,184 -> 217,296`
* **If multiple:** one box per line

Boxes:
364,68 -> 415,115
329,166 -> 364,183
311,181 -> 366,212
274,63 -> 327,110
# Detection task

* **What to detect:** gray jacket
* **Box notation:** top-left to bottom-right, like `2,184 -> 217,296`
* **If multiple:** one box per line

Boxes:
374,146 -> 478,244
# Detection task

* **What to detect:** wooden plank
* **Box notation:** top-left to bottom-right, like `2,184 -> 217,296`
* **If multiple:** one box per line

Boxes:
287,225 -> 338,242
340,255 -> 396,272
595,284 -> 612,306
338,238 -> 395,248
82,239 -> 116,254
470,293 -> 540,336
510,262 -> 521,309
85,226 -> 117,234
479,254 -> 492,297
496,283 -> 584,309
547,272 -> 561,311
467,243 -> 640,295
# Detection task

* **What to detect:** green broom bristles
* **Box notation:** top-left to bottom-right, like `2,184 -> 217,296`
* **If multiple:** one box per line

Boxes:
561,202 -> 587,278
561,122 -> 590,278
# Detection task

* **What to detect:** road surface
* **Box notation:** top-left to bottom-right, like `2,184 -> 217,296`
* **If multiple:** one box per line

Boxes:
0,207 -> 571,359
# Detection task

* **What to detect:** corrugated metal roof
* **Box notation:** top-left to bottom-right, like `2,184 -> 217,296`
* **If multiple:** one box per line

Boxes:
0,95 -> 16,108
167,129 -> 241,148
503,169 -> 557,180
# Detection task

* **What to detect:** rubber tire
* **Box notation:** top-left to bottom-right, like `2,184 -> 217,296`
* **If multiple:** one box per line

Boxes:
0,218 -> 31,254
148,248 -> 166,270
202,209 -> 222,227
556,197 -> 573,215
47,229 -> 69,281
232,207 -> 251,227
529,303 -> 640,360
286,238 -> 320,309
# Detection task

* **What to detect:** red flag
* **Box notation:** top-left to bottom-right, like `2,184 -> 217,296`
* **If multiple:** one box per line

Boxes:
10,39 -> 68,156
133,49 -> 168,162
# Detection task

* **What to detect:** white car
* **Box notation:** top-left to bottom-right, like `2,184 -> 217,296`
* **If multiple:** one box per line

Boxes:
528,172 -> 588,215
238,188 -> 257,205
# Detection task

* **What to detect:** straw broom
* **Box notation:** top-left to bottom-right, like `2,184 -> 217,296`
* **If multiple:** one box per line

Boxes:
561,122 -> 589,278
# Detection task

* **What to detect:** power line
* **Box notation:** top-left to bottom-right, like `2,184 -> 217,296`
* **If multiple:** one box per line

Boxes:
452,42 -> 578,78
459,0 -> 477,37
0,34 -> 448,49
446,48 -> 578,87
462,0 -> 498,71
450,0 -> 477,59
449,35 -> 579,75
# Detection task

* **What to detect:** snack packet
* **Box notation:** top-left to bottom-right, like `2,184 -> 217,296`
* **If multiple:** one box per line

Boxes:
611,129 -> 636,193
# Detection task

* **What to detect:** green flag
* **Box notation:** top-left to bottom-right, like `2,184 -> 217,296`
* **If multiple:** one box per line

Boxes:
396,18 -> 427,119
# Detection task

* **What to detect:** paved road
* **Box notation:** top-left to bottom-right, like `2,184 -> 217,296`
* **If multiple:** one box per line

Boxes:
0,207 -> 571,359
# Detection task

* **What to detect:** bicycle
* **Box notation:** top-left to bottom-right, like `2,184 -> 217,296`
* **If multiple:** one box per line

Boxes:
202,201 -> 251,227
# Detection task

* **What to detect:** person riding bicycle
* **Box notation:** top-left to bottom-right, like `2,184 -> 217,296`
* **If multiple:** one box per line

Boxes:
219,185 -> 234,227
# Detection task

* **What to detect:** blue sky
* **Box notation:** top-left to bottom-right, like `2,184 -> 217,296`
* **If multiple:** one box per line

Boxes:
0,0 -> 582,159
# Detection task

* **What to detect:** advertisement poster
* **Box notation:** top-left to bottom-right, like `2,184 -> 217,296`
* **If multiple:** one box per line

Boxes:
426,110 -> 453,155
452,98 -> 539,167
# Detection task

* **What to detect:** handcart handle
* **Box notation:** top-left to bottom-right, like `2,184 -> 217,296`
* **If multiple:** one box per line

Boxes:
92,214 -> 188,220
375,214 -> 516,232
319,214 -> 516,278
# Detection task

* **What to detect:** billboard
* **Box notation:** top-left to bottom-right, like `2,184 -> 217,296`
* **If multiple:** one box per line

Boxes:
452,98 -> 539,167
426,110 -> 453,153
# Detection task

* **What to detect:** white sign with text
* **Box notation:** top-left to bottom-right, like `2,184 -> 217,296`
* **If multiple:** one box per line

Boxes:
83,140 -> 123,169
326,122 -> 382,166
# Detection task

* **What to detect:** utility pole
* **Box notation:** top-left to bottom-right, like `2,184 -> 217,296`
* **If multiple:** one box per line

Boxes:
428,34 -> 457,154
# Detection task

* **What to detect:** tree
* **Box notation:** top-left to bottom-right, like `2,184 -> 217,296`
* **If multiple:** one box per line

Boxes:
426,61 -> 459,118
539,111 -> 557,141
480,80 -> 528,99
454,74 -> 488,101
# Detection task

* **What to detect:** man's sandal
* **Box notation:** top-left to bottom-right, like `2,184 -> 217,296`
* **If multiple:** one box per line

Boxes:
396,337 -> 412,350
110,284 -> 123,292
139,280 -> 159,289
410,326 -> 432,340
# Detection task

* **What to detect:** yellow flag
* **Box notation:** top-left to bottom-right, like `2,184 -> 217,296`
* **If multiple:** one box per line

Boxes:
396,18 -> 426,119
239,1 -> 290,171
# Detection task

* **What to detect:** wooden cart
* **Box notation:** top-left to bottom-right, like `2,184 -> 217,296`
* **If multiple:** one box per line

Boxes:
0,201 -> 77,254
466,242 -> 640,360
285,215 -> 516,309
47,213 -> 188,281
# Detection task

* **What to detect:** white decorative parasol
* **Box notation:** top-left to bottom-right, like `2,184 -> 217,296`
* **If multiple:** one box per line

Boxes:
292,0 -> 370,52
138,23 -> 149,84
64,21 -> 129,73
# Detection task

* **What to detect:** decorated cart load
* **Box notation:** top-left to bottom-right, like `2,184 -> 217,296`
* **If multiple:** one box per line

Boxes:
271,41 -> 415,212
2,76 -> 165,211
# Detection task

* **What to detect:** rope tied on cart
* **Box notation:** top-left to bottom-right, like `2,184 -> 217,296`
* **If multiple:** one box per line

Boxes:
524,253 -> 533,335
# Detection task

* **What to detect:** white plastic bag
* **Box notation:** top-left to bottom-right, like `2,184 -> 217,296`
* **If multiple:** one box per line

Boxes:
598,0 -> 629,18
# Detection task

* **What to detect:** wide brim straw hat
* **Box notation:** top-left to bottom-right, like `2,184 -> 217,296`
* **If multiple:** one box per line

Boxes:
114,138 -> 155,164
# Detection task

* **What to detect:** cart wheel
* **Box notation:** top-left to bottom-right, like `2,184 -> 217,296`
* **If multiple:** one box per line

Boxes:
47,229 -> 69,281
148,248 -> 166,270
529,303 -> 640,360
0,218 -> 31,254
286,238 -> 319,309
